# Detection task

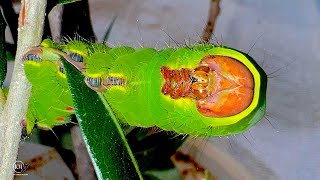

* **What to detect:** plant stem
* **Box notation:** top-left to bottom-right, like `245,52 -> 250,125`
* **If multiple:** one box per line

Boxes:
70,125 -> 97,180
0,0 -> 46,179
201,0 -> 221,43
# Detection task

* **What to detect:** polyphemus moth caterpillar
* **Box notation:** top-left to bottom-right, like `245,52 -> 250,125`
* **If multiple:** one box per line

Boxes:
23,39 -> 267,136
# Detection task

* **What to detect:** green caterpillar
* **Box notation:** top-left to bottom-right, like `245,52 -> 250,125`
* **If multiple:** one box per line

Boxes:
23,39 -> 267,137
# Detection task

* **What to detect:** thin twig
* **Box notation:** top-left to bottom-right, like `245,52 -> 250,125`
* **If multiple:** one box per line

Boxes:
201,0 -> 221,43
70,125 -> 97,180
0,0 -> 47,179
48,5 -> 64,42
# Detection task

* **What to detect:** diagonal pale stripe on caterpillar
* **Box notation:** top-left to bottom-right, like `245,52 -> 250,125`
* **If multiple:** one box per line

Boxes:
23,39 -> 267,137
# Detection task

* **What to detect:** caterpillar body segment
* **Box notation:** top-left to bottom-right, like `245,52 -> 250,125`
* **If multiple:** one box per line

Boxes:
24,45 -> 75,134
24,39 -> 267,136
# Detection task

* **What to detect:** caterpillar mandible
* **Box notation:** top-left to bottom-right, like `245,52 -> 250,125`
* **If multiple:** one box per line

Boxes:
24,39 -> 267,136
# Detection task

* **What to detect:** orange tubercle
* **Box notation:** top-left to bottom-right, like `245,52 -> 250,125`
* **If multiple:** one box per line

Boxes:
66,106 -> 74,111
56,117 -> 65,121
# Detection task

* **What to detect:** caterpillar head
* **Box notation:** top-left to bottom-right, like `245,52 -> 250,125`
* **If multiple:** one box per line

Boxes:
161,55 -> 255,118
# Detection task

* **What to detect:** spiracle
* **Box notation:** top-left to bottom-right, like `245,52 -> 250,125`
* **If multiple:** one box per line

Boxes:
58,66 -> 65,74
57,60 -> 66,74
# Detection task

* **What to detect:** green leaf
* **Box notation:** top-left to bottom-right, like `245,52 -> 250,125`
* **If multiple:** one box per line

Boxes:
62,60 -> 143,180
0,11 -> 7,87
52,0 -> 80,5
6,50 -> 14,61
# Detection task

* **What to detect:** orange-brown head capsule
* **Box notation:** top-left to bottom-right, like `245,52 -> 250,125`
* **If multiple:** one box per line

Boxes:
160,55 -> 255,118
